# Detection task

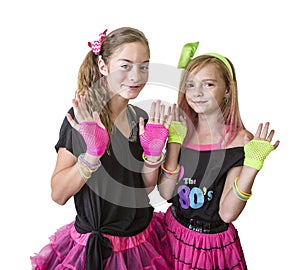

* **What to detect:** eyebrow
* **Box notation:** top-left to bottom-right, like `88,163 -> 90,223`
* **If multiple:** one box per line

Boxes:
117,59 -> 150,64
187,78 -> 218,82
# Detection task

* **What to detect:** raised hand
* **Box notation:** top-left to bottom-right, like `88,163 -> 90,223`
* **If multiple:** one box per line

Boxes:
244,122 -> 280,170
139,100 -> 172,158
66,94 -> 109,157
167,104 -> 187,145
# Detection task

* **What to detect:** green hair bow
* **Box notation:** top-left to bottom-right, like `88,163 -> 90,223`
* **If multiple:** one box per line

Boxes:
177,42 -> 199,68
177,42 -> 233,78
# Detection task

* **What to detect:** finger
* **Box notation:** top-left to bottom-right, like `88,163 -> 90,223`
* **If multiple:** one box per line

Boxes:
92,111 -> 100,123
76,94 -> 84,114
164,115 -> 173,129
154,100 -> 161,123
163,114 -> 168,123
78,95 -> 90,120
167,105 -> 171,116
73,95 -> 85,121
92,111 -> 106,130
72,97 -> 79,108
159,104 -> 165,125
165,105 -> 172,123
266,129 -> 275,142
66,113 -> 79,130
261,122 -> 270,139
244,133 -> 251,145
72,98 -> 80,113
273,140 -> 280,150
139,117 -> 145,135
172,104 -> 176,120
149,101 -> 156,123
175,106 -> 180,121
179,115 -> 187,127
254,123 -> 263,139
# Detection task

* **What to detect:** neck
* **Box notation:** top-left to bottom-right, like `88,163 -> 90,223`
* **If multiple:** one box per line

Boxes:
110,96 -> 129,122
190,114 -> 226,145
196,113 -> 225,135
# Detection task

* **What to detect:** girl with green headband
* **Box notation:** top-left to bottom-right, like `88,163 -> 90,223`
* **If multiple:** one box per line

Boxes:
158,42 -> 280,269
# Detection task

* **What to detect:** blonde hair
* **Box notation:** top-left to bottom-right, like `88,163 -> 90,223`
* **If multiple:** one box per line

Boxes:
178,55 -> 245,146
76,27 -> 150,141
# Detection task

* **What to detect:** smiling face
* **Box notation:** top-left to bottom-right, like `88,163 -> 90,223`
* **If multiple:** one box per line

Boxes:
99,41 -> 150,100
185,63 -> 229,115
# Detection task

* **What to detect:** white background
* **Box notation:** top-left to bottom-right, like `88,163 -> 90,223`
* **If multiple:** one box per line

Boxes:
1,0 -> 298,269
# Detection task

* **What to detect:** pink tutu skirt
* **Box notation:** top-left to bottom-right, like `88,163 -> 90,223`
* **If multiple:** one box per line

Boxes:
30,212 -> 171,270
164,207 -> 247,270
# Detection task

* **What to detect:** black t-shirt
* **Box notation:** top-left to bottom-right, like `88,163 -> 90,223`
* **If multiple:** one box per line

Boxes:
55,105 -> 154,236
169,146 -> 244,224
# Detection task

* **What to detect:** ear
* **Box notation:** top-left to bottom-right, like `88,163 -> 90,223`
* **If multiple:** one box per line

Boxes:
225,88 -> 230,97
98,58 -> 108,76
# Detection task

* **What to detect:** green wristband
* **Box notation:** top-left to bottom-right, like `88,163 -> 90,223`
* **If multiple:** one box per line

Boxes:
244,140 -> 274,170
168,121 -> 187,144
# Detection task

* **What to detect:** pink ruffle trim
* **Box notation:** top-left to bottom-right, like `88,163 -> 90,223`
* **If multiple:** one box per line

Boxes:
31,212 -> 170,270
164,207 -> 247,269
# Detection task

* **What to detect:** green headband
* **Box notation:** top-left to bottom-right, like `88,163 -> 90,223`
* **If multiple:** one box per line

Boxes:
177,42 -> 233,78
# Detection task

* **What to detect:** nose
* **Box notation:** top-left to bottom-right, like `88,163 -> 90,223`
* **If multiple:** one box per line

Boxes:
192,87 -> 204,97
128,66 -> 142,83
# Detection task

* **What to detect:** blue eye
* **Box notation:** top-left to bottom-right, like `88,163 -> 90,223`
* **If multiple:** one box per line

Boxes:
185,82 -> 195,89
121,64 -> 131,70
140,65 -> 149,72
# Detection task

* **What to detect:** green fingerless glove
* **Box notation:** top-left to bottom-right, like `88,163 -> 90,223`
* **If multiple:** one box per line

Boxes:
168,121 -> 187,144
244,140 -> 274,170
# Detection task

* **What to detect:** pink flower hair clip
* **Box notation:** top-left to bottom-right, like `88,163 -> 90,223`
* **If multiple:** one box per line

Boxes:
88,29 -> 108,55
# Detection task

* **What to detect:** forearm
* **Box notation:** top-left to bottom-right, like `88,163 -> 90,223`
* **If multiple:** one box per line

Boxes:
158,143 -> 181,200
142,165 -> 159,194
51,150 -> 101,205
141,153 -> 164,193
219,166 -> 258,223
51,164 -> 85,205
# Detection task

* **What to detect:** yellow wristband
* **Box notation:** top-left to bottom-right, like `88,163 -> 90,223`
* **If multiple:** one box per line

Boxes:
161,161 -> 180,174
232,177 -> 252,201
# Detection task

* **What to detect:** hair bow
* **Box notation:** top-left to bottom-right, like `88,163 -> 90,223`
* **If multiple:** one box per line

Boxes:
177,41 -> 199,68
88,29 -> 108,55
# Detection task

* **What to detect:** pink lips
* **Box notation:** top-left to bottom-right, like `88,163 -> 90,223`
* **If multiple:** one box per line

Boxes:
193,100 -> 208,105
129,86 -> 140,89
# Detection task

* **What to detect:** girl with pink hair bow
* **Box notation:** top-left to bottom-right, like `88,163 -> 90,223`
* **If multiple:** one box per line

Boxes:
30,27 -> 172,270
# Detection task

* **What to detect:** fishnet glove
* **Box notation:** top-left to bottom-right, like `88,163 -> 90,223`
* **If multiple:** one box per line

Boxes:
244,140 -> 274,170
79,122 -> 109,156
168,121 -> 187,144
140,123 -> 168,156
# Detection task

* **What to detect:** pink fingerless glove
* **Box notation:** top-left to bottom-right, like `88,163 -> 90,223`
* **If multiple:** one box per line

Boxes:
140,123 -> 168,156
78,122 -> 109,156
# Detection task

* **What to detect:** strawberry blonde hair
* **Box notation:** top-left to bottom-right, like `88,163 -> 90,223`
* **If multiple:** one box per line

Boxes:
178,54 -> 245,146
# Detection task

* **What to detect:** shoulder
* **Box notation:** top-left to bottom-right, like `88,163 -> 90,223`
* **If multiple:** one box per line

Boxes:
67,107 -> 74,117
227,129 -> 254,148
60,108 -> 74,129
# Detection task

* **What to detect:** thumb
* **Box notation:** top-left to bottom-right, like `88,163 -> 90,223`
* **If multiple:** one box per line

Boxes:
92,111 -> 105,129
244,133 -> 251,145
139,117 -> 145,135
66,113 -> 79,130
164,115 -> 173,129
179,115 -> 187,127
